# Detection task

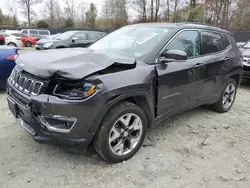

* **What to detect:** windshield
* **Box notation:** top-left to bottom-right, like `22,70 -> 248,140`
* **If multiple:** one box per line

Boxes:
89,26 -> 169,58
243,41 -> 250,49
55,31 -> 75,40
48,33 -> 61,39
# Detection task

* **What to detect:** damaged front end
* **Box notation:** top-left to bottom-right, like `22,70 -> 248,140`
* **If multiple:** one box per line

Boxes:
6,68 -> 108,151
6,49 -> 138,151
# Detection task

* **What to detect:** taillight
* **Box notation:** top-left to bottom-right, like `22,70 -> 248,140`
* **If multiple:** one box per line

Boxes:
6,54 -> 18,60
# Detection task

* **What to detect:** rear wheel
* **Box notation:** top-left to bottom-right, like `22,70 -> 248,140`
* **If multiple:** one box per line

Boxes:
211,78 -> 237,113
93,102 -> 147,163
7,42 -> 17,47
25,41 -> 32,47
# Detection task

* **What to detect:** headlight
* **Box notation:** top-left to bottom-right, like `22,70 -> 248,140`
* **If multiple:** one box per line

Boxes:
43,42 -> 53,48
53,81 -> 96,100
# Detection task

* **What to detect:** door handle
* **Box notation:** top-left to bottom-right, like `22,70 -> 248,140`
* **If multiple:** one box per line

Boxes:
224,57 -> 230,61
193,63 -> 204,69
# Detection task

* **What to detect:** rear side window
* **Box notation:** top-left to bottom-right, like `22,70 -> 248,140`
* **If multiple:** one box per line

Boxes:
22,30 -> 28,34
88,32 -> 99,40
38,30 -> 49,35
222,34 -> 230,49
29,30 -> 38,35
201,31 -> 228,55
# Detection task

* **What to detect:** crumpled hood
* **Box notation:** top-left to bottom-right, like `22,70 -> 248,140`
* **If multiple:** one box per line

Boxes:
15,48 -> 136,79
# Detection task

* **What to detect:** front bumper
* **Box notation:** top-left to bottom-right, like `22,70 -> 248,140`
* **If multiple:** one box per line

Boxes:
6,81 -> 106,152
35,44 -> 43,50
243,65 -> 250,78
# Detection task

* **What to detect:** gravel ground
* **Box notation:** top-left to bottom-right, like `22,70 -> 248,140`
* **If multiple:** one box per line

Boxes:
1,49 -> 250,187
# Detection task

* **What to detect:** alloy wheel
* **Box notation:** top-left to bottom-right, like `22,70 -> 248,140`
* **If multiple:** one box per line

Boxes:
222,83 -> 236,109
109,113 -> 143,156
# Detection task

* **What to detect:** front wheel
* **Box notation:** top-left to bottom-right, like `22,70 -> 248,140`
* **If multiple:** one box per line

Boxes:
93,102 -> 147,163
7,42 -> 17,47
212,78 -> 237,113
25,41 -> 32,47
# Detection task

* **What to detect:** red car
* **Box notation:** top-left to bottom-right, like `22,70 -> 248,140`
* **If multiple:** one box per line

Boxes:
12,33 -> 37,47
0,34 -> 5,45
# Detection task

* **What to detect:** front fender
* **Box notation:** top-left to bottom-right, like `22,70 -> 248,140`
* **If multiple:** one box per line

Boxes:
85,89 -> 155,143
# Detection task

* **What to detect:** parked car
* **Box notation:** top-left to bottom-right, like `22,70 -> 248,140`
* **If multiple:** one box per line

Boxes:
1,30 -> 21,34
46,33 -> 61,39
236,42 -> 245,48
11,33 -> 37,47
35,30 -> 106,50
239,40 -> 250,79
6,23 -> 242,163
0,46 -> 18,88
3,33 -> 22,47
20,29 -> 51,37
0,33 -> 5,45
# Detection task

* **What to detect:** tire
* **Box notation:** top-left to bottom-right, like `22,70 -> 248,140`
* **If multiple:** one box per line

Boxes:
92,102 -> 147,163
211,78 -> 237,113
7,42 -> 17,47
25,41 -> 32,47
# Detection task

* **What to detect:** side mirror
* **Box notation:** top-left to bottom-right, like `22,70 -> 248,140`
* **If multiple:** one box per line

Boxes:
159,49 -> 188,63
72,37 -> 78,42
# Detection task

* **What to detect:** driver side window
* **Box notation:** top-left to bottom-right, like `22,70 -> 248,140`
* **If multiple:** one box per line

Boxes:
165,30 -> 200,58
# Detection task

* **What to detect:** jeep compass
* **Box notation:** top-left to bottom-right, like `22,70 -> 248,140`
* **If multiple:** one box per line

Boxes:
6,23 -> 243,163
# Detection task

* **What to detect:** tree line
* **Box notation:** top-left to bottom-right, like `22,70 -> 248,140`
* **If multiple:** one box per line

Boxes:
0,0 -> 250,31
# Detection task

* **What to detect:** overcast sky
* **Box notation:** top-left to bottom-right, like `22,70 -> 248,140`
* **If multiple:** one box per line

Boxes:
1,0 -> 105,21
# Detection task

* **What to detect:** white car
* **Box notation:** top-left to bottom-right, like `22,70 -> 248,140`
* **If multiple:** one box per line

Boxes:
3,33 -> 22,47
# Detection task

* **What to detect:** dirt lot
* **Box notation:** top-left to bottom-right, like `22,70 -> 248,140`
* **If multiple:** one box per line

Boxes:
1,51 -> 250,187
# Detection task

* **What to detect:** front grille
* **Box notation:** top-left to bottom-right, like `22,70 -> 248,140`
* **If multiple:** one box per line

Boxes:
9,68 -> 44,95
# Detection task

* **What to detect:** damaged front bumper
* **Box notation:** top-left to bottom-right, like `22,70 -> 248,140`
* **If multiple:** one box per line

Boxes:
6,81 -> 106,152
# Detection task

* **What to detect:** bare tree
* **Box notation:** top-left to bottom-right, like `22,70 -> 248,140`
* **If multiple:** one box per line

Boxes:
18,0 -> 42,27
132,0 -> 147,22
45,0 -> 57,27
154,0 -> 160,21
102,0 -> 128,28
172,0 -> 180,22
151,0 -> 154,21
85,3 -> 98,28
64,0 -> 75,20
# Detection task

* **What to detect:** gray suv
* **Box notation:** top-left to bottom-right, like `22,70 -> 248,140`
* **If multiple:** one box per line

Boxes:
7,23 -> 242,163
35,31 -> 106,50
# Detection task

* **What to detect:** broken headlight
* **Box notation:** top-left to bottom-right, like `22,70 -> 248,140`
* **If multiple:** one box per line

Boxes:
53,82 -> 96,100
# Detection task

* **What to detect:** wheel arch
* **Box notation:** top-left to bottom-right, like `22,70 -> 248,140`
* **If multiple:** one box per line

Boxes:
221,70 -> 242,89
86,91 -> 155,145
55,46 -> 67,49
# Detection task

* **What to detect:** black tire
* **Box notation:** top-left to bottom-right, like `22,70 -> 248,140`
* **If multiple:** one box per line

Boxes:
25,41 -> 32,47
211,78 -> 237,113
92,102 -> 147,163
7,42 -> 17,47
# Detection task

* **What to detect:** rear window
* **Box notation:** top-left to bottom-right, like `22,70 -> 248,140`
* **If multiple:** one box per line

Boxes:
29,30 -> 38,35
38,30 -> 50,35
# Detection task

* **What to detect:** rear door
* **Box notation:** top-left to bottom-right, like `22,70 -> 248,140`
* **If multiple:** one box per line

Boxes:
156,30 -> 206,117
70,32 -> 89,48
198,30 -> 231,104
86,32 -> 100,45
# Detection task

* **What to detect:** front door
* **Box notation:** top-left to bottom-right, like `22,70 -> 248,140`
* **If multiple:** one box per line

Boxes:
70,32 -> 89,48
156,30 -> 206,117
